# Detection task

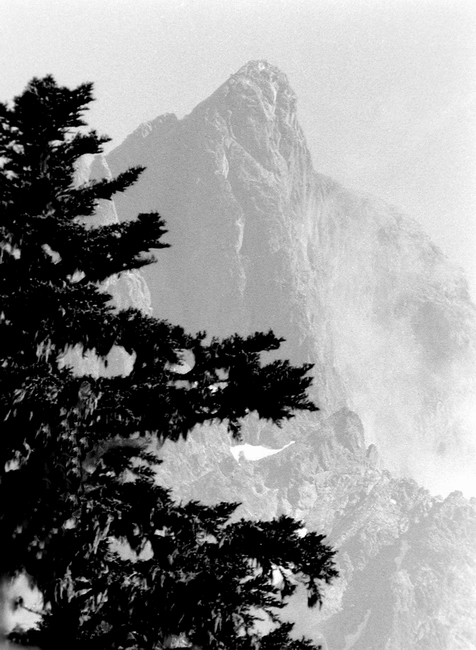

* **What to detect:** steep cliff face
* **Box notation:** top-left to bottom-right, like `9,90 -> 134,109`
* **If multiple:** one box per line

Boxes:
104,61 -> 476,648
106,63 -> 316,362
107,60 -> 476,497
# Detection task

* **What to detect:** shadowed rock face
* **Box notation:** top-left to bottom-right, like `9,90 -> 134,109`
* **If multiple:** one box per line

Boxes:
103,61 -> 476,648
106,62 -> 315,365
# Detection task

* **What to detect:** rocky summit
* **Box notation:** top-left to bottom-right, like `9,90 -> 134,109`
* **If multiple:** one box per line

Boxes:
101,61 -> 476,649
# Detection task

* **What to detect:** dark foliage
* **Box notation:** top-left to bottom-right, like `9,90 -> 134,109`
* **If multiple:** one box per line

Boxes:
0,76 -> 337,649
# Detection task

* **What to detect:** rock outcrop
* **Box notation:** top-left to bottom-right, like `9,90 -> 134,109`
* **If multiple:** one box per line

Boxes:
155,416 -> 476,650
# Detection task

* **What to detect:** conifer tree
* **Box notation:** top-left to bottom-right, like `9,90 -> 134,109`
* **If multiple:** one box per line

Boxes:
0,76 -> 337,649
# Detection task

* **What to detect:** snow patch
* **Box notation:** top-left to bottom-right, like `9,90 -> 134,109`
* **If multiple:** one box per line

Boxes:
230,441 -> 295,462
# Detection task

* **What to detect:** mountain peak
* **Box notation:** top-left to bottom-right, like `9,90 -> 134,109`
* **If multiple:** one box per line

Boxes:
232,60 -> 291,85
217,60 -> 297,116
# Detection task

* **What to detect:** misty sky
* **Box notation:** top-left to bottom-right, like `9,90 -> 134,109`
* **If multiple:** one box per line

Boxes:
2,0 -> 475,298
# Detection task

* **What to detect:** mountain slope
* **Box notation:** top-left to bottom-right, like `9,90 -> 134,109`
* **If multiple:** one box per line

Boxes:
105,61 -> 476,648
107,60 -> 476,497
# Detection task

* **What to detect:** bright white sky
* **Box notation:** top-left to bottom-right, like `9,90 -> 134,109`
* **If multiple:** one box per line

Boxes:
2,0 -> 476,298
